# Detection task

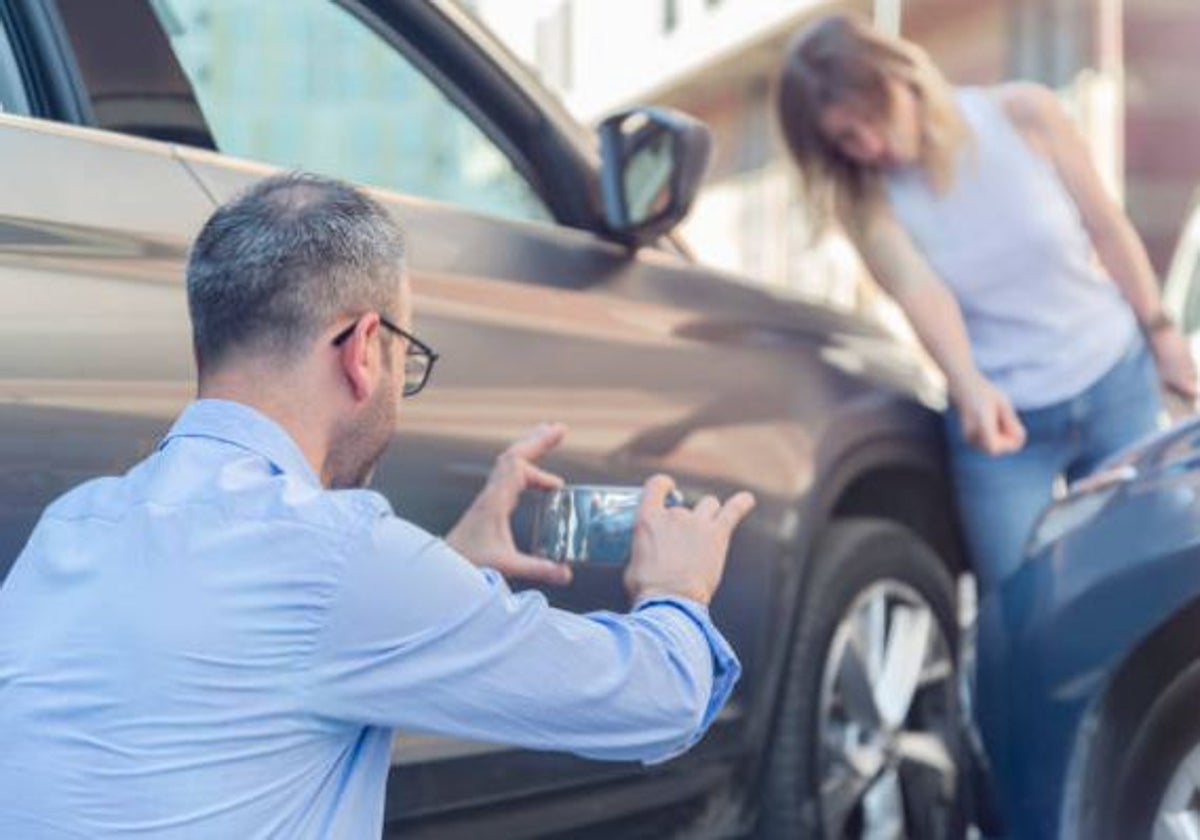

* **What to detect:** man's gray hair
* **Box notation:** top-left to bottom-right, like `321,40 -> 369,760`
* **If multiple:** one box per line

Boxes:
186,172 -> 406,374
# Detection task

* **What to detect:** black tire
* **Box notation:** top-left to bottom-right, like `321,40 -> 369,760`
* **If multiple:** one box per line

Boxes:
760,518 -> 966,839
1108,660 -> 1200,839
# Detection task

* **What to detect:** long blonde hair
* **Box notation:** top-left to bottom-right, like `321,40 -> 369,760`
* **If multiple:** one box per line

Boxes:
776,12 -> 971,235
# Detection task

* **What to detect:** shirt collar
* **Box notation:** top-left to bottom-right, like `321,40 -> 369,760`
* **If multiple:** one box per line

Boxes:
159,399 -> 323,488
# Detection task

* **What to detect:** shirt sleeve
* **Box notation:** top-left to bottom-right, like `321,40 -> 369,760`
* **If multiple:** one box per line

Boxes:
303,513 -> 741,765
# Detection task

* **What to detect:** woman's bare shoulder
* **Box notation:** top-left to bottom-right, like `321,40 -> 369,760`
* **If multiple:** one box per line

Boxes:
990,82 -> 1063,131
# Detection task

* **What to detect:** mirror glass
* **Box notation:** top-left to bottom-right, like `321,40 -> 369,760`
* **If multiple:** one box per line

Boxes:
619,115 -> 677,226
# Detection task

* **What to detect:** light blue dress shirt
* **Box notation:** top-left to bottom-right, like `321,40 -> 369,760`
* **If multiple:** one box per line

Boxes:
0,400 -> 740,839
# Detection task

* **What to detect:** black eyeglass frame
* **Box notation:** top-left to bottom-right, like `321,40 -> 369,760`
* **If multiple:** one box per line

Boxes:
331,314 -> 439,397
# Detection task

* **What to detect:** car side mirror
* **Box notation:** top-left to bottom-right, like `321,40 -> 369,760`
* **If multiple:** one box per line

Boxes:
598,107 -> 712,248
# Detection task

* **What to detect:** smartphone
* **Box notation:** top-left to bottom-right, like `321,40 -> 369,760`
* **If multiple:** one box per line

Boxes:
527,484 -> 685,565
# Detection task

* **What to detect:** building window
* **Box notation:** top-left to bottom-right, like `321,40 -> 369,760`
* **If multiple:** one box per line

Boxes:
663,0 -> 678,33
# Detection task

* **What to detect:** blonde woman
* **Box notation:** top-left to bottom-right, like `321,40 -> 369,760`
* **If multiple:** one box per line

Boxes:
777,13 -> 1198,591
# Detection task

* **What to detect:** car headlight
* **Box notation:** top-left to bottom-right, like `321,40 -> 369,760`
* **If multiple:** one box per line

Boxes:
1025,465 -> 1137,558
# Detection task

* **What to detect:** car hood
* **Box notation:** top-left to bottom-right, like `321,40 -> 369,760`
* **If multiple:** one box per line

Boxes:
1097,413 -> 1200,476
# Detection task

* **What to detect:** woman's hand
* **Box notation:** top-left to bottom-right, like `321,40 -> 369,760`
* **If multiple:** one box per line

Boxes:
951,374 -> 1027,455
1148,324 -> 1199,401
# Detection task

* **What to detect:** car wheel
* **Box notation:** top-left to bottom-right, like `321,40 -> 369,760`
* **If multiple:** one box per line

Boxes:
1109,660 -> 1200,839
761,519 -> 965,839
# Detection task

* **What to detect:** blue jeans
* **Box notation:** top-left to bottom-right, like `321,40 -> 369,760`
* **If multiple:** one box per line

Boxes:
945,337 -> 1162,592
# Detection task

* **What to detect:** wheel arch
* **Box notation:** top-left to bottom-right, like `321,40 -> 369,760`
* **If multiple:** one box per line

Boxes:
759,429 -> 967,731
741,430 -> 968,829
1073,595 -> 1200,838
829,461 -> 968,578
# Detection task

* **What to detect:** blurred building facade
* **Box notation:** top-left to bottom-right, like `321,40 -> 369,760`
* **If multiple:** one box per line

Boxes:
1124,0 -> 1200,273
474,0 -> 1200,311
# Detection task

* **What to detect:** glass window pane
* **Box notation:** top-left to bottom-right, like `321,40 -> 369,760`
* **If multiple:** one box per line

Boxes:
151,0 -> 551,224
0,16 -> 31,117
1184,251 -> 1200,333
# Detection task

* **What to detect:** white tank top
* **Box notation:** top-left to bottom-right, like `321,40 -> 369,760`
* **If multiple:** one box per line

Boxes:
884,87 -> 1136,410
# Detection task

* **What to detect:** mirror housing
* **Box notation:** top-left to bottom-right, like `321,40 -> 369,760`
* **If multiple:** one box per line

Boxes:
598,107 -> 712,248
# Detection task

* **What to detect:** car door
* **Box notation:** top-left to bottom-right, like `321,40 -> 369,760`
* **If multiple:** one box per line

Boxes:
18,0 -> 798,834
0,6 -> 212,571
1165,190 -> 1200,419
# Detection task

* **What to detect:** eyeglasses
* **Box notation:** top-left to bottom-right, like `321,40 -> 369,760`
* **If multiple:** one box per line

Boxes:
332,314 -> 439,398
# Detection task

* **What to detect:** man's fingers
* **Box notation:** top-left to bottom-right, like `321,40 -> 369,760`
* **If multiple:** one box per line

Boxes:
524,463 -> 564,491
694,495 -> 720,519
639,474 -> 677,517
507,422 -> 568,462
504,553 -> 573,586
715,491 -> 756,531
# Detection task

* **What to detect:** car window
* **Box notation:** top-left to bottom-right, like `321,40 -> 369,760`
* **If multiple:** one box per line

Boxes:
1182,252 -> 1200,334
1185,273 -> 1200,340
1167,209 -> 1200,335
1176,230 -> 1200,332
0,12 -> 31,117
147,0 -> 551,224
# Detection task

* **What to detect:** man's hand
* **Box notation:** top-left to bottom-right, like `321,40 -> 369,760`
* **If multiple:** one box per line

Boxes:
952,374 -> 1027,456
624,475 -> 756,607
446,423 -> 573,586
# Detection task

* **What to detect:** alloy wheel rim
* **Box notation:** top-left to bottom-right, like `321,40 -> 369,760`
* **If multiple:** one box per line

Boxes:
1155,742 -> 1200,840
817,580 -> 958,839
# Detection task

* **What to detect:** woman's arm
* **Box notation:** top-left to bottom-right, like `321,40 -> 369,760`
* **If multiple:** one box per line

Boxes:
1000,83 -> 1198,398
851,209 -> 1026,454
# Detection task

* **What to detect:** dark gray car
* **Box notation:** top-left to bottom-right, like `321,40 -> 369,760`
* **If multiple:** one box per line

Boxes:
0,1 -> 971,837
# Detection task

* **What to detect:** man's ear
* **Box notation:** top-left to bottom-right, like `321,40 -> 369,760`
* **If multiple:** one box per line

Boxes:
336,314 -> 381,404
